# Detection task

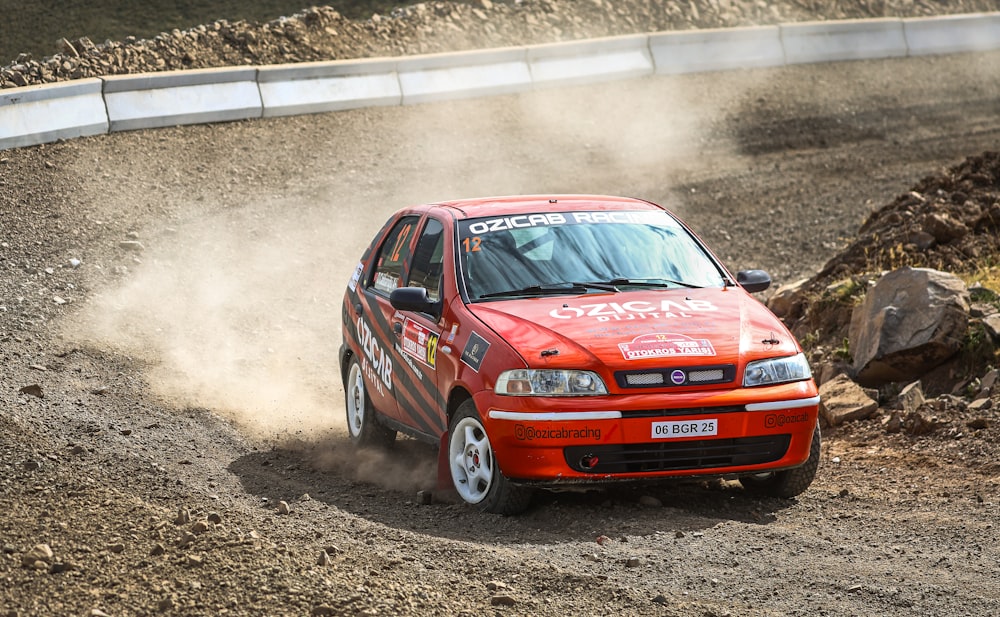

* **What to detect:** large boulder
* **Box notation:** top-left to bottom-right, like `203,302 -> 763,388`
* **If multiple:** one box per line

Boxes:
849,267 -> 970,386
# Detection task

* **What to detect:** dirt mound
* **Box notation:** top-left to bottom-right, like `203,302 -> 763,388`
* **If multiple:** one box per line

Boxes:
777,151 -> 1000,394
817,151 -> 1000,282
3,0 -> 998,89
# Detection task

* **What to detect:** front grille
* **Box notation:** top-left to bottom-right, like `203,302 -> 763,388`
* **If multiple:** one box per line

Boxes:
619,405 -> 745,418
689,368 -> 725,382
564,435 -> 791,474
625,372 -> 664,386
615,364 -> 736,389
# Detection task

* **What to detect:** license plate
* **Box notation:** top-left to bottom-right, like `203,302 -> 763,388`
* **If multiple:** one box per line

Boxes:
651,419 -> 718,439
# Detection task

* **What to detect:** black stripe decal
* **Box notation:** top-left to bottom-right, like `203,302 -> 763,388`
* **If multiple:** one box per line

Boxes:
362,292 -> 442,435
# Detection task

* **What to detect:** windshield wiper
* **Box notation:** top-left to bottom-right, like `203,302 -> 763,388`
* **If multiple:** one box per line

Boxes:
605,277 -> 703,289
478,281 -> 617,300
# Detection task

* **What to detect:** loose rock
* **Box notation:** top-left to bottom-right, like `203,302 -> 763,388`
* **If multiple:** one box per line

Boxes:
819,374 -> 878,426
19,384 -> 44,398
491,595 -> 517,606
21,544 -> 54,568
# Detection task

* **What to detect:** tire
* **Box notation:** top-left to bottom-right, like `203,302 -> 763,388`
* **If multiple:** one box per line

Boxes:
740,423 -> 821,498
344,356 -> 396,448
448,400 -> 532,515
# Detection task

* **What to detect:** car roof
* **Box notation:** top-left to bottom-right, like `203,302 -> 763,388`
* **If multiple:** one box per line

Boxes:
427,194 -> 665,219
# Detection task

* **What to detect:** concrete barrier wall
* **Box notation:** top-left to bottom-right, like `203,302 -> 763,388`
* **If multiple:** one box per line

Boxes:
103,67 -> 262,131
650,26 -> 784,74
0,79 -> 108,150
780,18 -> 908,64
397,47 -> 531,105
258,58 -> 400,117
1,12 -> 998,150
903,13 -> 1000,56
528,34 -> 653,89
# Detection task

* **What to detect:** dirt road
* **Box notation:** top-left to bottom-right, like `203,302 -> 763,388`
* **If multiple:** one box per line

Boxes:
2,49 -> 1000,615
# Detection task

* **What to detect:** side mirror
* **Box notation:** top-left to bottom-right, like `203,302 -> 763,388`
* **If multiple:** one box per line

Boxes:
736,269 -> 771,293
390,287 -> 440,316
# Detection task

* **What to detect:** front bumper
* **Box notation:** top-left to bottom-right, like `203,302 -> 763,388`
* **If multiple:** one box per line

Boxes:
477,382 -> 820,483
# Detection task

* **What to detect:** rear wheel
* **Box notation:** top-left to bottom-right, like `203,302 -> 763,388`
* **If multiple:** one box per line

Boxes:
448,400 -> 532,515
740,424 -> 821,498
344,356 -> 396,448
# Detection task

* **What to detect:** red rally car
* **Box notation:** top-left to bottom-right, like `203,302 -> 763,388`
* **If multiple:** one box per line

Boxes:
340,195 -> 820,514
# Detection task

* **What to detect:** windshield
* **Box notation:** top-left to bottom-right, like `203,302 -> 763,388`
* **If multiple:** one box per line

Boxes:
458,210 -> 727,301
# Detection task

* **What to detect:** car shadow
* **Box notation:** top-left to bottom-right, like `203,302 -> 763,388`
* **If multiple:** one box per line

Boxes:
227,432 -> 799,545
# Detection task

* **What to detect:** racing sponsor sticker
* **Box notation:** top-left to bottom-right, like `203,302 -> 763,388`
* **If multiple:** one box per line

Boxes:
514,424 -> 601,441
618,333 -> 716,360
764,412 -> 809,428
357,316 -> 393,394
652,419 -> 718,439
460,332 -> 490,372
348,261 -> 364,292
401,318 -> 439,369
373,271 -> 399,293
464,211 -> 673,234
550,298 -> 717,322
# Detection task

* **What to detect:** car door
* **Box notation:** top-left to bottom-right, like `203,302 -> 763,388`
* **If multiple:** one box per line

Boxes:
390,216 -> 449,438
358,214 -> 422,424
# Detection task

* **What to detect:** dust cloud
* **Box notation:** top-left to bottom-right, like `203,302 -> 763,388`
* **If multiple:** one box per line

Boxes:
292,434 -> 440,494
75,202 -> 353,438
377,76 -> 738,204
69,191 -> 445,491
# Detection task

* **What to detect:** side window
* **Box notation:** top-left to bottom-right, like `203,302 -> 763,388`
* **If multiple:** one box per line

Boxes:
370,216 -> 419,296
406,218 -> 445,303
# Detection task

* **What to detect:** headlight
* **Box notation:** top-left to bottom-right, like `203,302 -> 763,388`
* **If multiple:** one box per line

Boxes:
495,369 -> 608,396
743,353 -> 812,387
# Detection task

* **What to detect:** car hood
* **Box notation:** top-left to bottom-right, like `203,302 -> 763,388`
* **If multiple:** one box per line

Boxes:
466,287 -> 800,372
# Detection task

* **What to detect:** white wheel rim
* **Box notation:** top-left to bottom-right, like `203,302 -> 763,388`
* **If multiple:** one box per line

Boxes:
449,416 -> 495,504
346,362 -> 365,438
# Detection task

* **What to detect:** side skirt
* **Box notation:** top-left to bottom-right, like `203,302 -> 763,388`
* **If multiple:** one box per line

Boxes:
377,413 -> 440,446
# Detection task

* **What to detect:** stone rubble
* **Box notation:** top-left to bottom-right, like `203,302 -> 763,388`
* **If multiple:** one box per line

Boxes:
768,151 -> 1000,439
4,1 -> 999,90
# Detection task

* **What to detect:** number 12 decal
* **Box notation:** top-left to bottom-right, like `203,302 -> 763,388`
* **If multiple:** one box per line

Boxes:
462,237 -> 482,253
390,223 -> 414,262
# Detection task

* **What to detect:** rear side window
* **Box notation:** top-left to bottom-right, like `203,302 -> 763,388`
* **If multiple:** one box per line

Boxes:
370,216 -> 419,295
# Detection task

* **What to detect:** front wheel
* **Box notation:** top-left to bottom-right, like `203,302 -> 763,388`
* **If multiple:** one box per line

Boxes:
344,356 -> 396,448
448,400 -> 532,515
740,423 -> 821,498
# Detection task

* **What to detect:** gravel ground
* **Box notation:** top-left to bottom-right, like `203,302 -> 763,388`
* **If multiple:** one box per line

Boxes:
3,3 -> 1000,616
